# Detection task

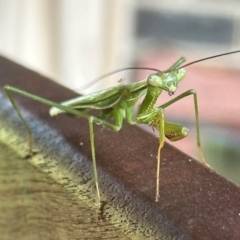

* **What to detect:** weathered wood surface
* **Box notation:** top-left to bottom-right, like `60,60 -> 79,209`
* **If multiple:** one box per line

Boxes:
0,56 -> 240,239
0,142 -> 130,240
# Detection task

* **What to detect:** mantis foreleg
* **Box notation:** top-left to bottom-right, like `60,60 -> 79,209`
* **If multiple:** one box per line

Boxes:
138,89 -> 206,201
159,89 -> 207,165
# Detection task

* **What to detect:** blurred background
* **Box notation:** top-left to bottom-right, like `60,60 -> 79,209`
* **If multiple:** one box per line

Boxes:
0,0 -> 240,184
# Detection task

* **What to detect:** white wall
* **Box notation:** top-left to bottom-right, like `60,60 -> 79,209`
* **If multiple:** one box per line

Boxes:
0,0 -> 136,93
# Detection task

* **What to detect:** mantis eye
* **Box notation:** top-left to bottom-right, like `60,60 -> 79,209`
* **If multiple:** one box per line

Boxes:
147,74 -> 163,87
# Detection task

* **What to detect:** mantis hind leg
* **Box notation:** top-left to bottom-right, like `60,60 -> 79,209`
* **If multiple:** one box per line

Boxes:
4,85 -> 126,206
4,85 -> 124,206
4,85 -> 90,157
4,87 -> 36,157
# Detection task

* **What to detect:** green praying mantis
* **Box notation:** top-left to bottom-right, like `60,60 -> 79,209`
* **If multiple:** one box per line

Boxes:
4,50 -> 240,206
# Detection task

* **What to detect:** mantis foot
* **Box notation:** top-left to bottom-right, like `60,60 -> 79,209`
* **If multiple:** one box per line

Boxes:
24,149 -> 39,159
98,200 -> 107,221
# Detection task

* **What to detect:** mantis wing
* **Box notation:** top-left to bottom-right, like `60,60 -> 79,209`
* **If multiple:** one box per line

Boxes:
50,85 -> 125,116
50,80 -> 148,116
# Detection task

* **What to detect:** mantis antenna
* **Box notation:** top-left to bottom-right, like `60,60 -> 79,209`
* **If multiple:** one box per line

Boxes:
78,50 -> 240,91
178,50 -> 240,69
78,67 -> 161,91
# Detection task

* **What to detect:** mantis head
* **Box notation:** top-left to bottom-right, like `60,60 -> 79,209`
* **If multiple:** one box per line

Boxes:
145,50 -> 240,95
147,57 -> 187,95
147,69 -> 186,95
